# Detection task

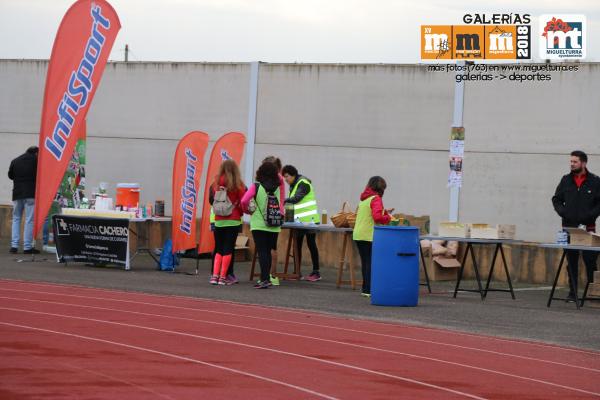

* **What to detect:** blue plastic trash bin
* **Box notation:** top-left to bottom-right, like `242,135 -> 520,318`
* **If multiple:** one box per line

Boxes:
371,226 -> 419,306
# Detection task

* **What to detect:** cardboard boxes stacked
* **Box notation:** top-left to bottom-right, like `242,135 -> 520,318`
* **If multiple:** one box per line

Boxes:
438,222 -> 471,238
564,228 -> 600,247
438,222 -> 516,240
394,213 -> 430,235
470,224 -> 516,240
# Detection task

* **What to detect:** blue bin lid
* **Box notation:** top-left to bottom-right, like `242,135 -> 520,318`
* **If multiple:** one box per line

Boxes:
374,226 -> 418,231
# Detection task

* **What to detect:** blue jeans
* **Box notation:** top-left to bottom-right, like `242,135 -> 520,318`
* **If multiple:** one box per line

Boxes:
12,198 -> 35,250
43,216 -> 50,246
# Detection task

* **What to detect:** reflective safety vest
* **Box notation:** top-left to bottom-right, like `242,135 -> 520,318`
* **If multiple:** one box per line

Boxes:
353,196 -> 376,242
250,184 -> 281,233
290,177 -> 318,223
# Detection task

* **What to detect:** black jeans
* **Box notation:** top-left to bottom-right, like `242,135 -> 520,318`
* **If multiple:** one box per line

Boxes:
566,250 -> 598,294
296,230 -> 320,272
355,240 -> 372,294
253,230 -> 279,282
213,225 -> 240,275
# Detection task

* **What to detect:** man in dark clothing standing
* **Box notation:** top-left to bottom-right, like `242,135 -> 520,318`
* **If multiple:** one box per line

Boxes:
552,150 -> 600,301
8,146 -> 40,254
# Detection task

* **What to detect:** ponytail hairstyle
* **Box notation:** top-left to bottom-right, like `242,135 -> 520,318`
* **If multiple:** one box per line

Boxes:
214,160 -> 244,192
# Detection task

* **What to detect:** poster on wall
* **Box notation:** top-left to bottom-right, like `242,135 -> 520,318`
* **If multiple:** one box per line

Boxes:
448,127 -> 465,188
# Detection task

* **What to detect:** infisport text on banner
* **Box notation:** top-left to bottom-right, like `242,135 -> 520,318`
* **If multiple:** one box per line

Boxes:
35,0 -> 121,237
198,132 -> 246,255
171,131 -> 209,253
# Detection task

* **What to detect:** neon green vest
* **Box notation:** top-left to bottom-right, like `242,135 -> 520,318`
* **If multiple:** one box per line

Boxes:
353,196 -> 376,241
250,184 -> 281,233
212,206 -> 242,228
290,177 -> 318,223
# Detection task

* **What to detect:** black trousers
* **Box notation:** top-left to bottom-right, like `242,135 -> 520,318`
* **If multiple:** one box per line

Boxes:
213,225 -> 240,275
355,240 -> 372,294
253,230 -> 279,282
566,250 -> 598,294
296,230 -> 320,272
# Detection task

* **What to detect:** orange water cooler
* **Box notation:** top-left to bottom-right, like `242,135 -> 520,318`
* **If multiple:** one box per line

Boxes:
116,183 -> 141,209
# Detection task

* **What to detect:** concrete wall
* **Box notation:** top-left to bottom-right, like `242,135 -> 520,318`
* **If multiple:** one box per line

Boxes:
1,60 -> 599,242
0,60 -> 250,214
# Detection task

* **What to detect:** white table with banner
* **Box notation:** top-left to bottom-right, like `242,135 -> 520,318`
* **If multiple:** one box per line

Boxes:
53,210 -> 171,270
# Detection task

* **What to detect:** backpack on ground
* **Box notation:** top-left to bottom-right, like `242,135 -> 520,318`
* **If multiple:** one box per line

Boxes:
213,186 -> 235,216
256,183 -> 283,227
158,239 -> 180,272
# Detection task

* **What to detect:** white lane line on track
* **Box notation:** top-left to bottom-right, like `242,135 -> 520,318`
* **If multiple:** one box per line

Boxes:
0,306 -> 488,400
1,285 -> 597,373
3,278 -> 598,357
3,347 -> 177,400
0,321 -> 339,400
2,294 -> 599,398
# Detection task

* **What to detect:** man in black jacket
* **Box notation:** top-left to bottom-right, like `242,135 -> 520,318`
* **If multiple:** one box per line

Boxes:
552,150 -> 600,301
8,146 -> 39,254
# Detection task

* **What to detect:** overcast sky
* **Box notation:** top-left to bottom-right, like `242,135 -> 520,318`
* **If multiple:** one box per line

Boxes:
1,0 -> 598,63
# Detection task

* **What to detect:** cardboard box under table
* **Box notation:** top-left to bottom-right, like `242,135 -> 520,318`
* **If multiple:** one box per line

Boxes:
420,242 -> 461,281
421,235 -> 519,300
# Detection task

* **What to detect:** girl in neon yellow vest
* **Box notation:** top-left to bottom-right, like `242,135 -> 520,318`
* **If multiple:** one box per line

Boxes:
353,176 -> 393,296
282,164 -> 321,281
241,161 -> 283,289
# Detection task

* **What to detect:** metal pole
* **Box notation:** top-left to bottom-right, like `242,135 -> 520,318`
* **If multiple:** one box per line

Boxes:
124,44 -> 129,62
244,61 -> 259,186
449,60 -> 465,222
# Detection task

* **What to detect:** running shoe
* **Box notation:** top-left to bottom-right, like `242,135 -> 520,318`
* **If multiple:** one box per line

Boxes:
253,280 -> 270,289
218,276 -> 228,286
209,275 -> 219,285
270,274 -> 280,286
360,292 -> 371,298
226,274 -> 239,284
306,272 -> 321,282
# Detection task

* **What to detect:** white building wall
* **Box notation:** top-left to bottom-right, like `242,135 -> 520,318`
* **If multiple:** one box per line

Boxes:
1,60 -> 598,241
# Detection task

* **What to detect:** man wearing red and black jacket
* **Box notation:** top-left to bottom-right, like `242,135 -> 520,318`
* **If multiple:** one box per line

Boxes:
552,150 -> 600,302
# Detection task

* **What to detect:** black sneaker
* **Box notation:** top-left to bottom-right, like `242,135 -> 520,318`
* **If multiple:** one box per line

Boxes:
253,280 -> 270,289
565,293 -> 577,303
9,247 -> 18,254
23,248 -> 40,255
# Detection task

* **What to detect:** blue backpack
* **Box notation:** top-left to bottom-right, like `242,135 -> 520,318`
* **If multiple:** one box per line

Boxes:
158,239 -> 180,271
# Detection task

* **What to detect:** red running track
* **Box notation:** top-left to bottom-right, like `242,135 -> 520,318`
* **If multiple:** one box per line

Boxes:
0,279 -> 599,399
